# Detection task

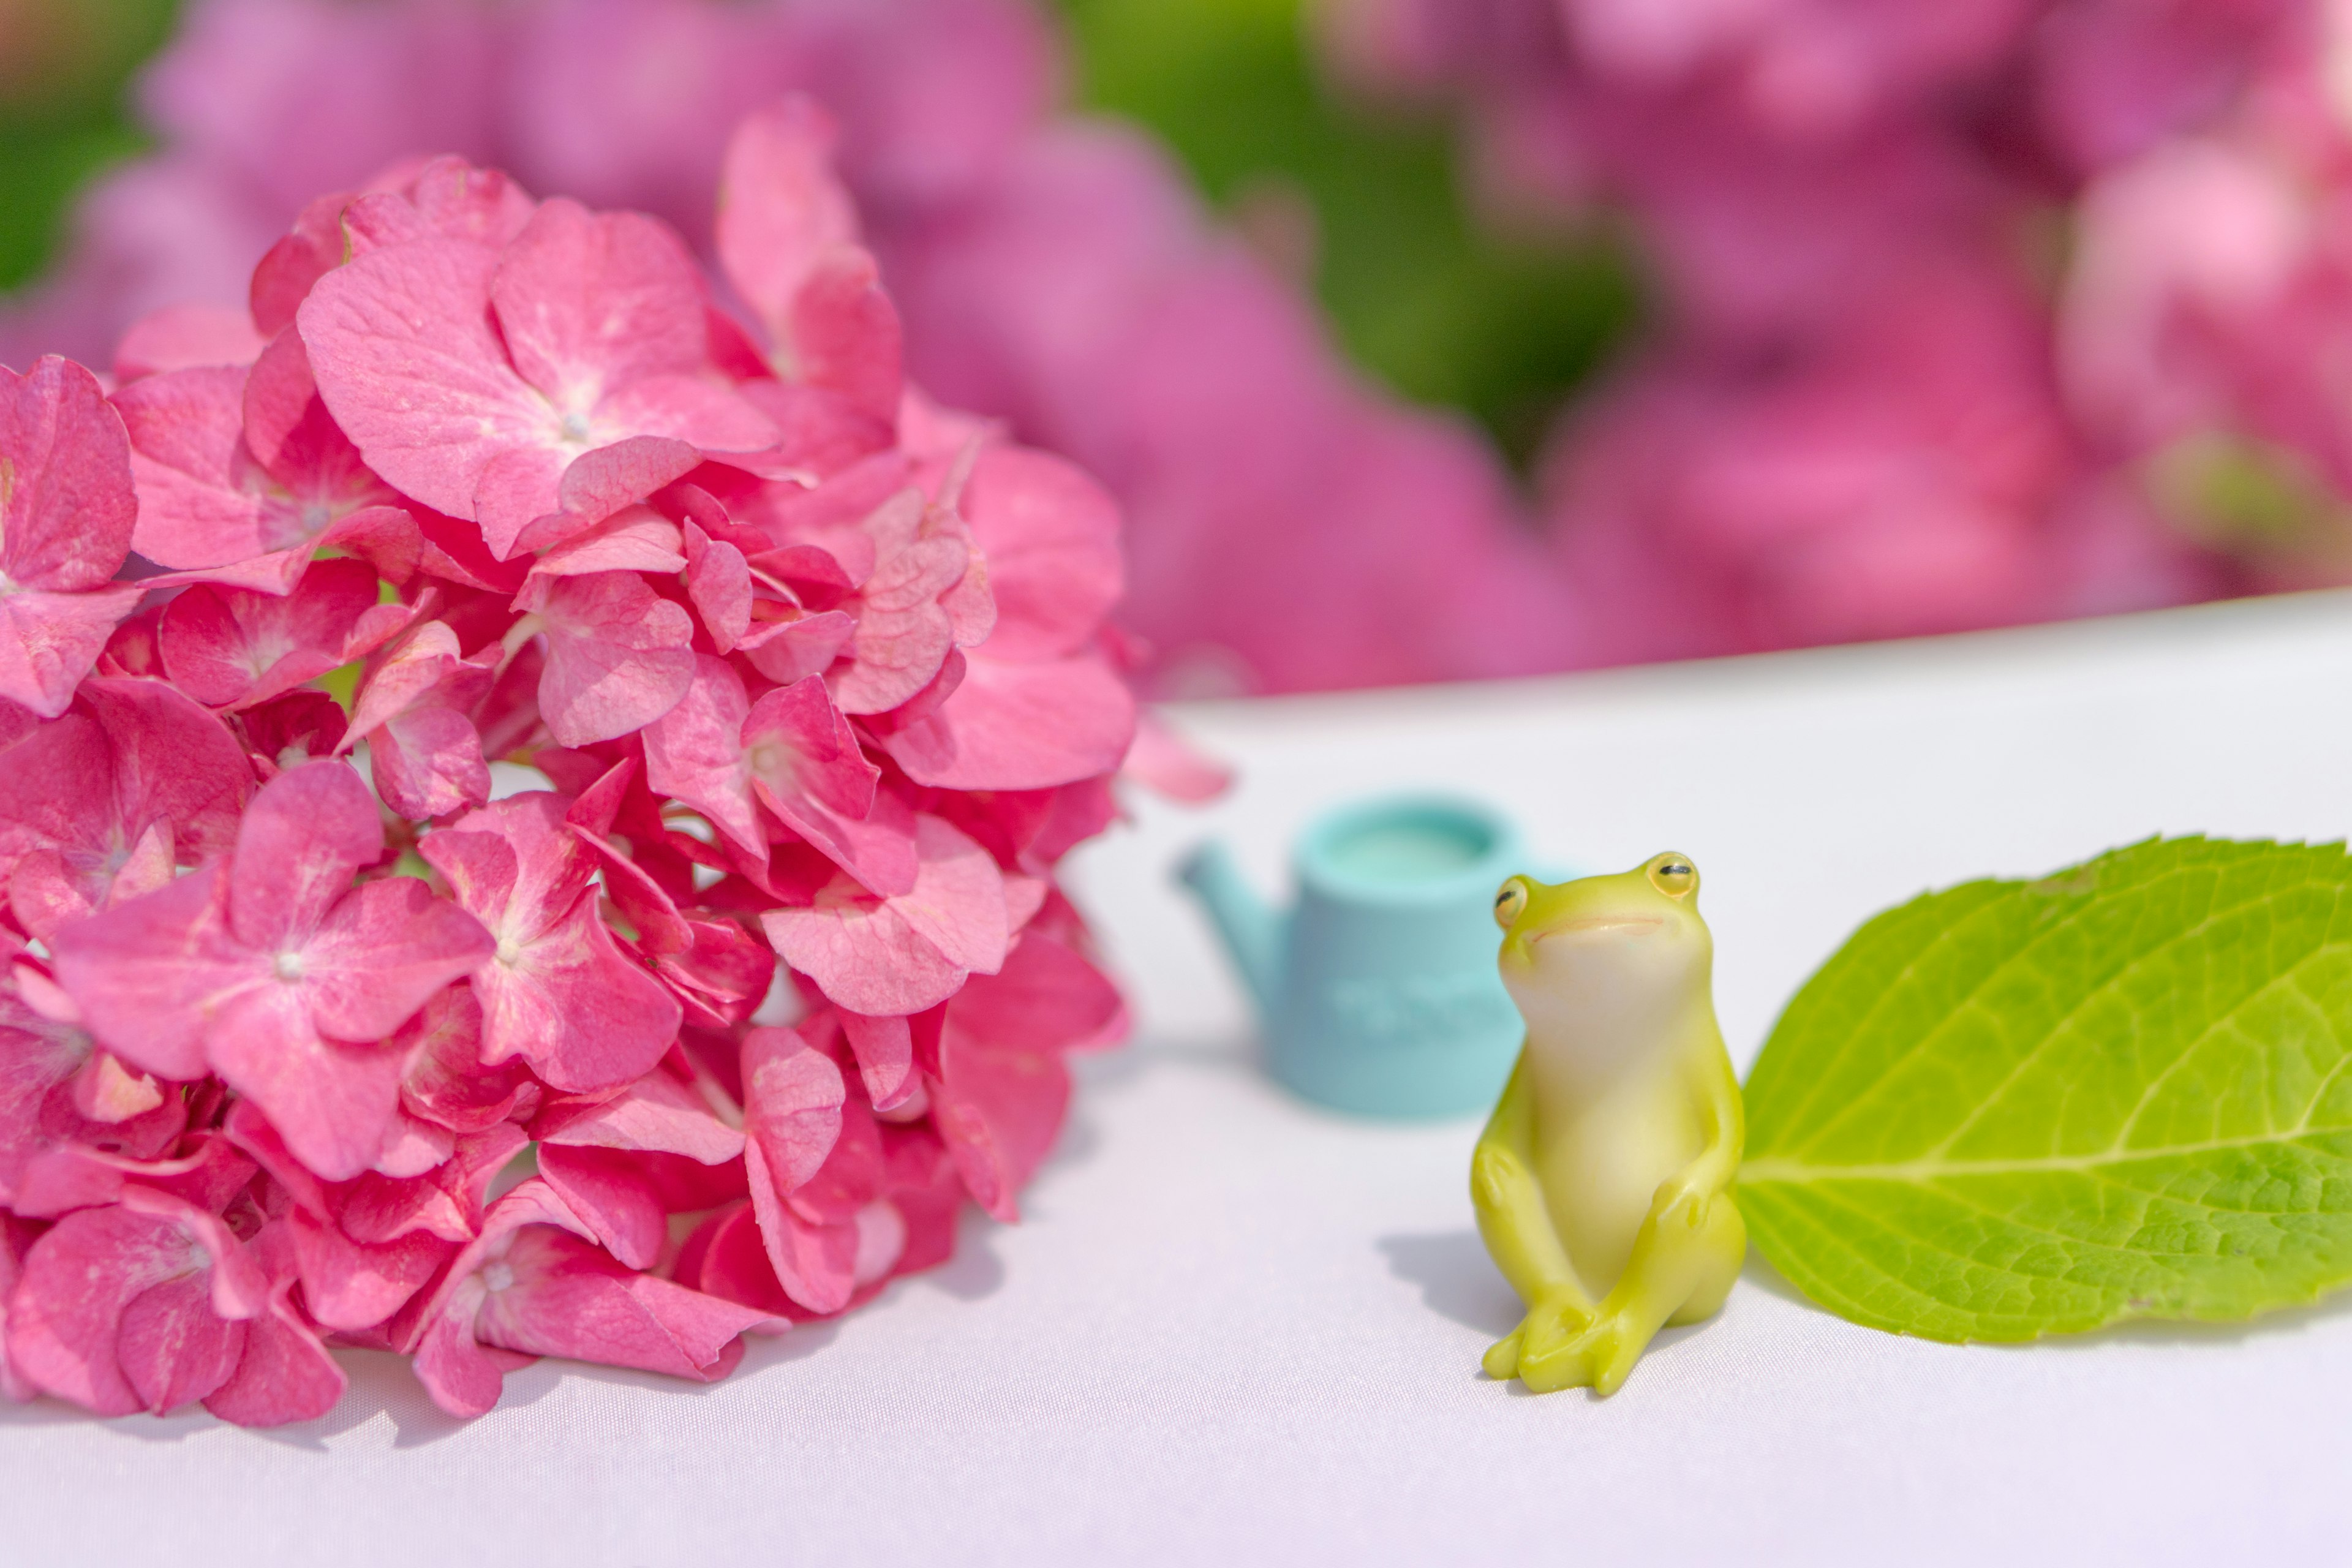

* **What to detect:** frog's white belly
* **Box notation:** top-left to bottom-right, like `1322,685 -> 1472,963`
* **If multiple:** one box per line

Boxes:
1529,1055 -> 1703,1294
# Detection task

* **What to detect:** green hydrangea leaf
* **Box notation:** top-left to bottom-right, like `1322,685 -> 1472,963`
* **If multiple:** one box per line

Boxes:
1740,836 -> 2352,1341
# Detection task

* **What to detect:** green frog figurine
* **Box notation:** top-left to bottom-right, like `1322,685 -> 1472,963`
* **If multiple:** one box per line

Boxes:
1472,853 -> 1745,1395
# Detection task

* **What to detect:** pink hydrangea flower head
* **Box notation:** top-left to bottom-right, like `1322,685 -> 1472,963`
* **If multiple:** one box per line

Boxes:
1,85 -> 1166,1427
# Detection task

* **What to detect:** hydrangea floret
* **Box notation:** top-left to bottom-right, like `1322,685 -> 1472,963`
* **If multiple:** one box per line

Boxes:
0,99 -> 1159,1426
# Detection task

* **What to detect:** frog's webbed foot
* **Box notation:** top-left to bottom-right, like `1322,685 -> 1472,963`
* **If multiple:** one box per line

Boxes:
1513,1315 -> 1646,1396
1483,1292 -> 1602,1389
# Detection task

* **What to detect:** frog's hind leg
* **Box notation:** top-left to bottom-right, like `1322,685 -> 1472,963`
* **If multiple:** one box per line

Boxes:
1665,1197 -> 1746,1327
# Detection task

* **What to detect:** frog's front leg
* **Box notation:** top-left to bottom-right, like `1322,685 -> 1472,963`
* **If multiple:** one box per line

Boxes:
1518,1049 -> 1746,1395
1471,1049 -> 1601,1382
1523,1188 -> 1746,1394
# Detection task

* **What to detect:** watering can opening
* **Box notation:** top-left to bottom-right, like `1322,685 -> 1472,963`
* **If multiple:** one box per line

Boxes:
1298,796 -> 1519,905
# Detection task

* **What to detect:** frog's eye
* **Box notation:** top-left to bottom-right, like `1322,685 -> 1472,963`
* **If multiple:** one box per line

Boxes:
1493,878 -> 1530,929
1646,854 -> 1698,899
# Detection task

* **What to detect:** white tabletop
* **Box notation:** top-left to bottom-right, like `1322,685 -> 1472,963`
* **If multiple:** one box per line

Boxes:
12,591 -> 2352,1566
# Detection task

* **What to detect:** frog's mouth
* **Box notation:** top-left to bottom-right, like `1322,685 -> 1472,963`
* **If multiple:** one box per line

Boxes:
1534,916 -> 1665,944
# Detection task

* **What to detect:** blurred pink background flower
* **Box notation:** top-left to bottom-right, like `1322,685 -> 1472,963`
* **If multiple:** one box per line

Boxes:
1323,0 -> 2337,647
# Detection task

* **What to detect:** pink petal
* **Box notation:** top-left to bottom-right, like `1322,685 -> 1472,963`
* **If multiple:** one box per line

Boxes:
655,919 -> 777,1029
716,97 -> 859,340
372,706 -> 493,821
69,1048 -> 167,1124
297,236 -> 565,557
1122,709 -> 1234,804
7,1197 -> 255,1416
239,689 -> 349,772
474,1225 -> 774,1379
393,157 -> 539,252
673,1202 -> 795,1319
396,986 -> 537,1134
0,677 -> 249,940
737,607 -> 854,687
516,506 -> 686,608
825,492 -> 963,715
596,373 -> 779,455
340,1123 -> 526,1246
551,435 -> 703,531
880,649 -> 1136,791
534,572 -> 695,747
201,981 -> 406,1184
739,1025 -> 843,1194
490,198 -> 712,409
683,522 -> 752,652
472,445 -> 571,560
113,303 -> 265,382
466,893 -> 681,1093
1,356 -> 137,592
785,251 -> 903,431
116,1272 -> 249,1415
535,1145 -> 666,1270
642,654 -> 763,857
0,987 -> 184,1207
419,793 -> 590,945
156,557 -> 383,710
423,795 -> 678,1091
743,1065 -> 885,1315
402,1178 -> 593,1415
0,1215 -> 36,1403
742,677 -> 913,896
534,1069 -> 745,1164
949,929 -> 1126,1056
113,365 -> 270,571
929,1033 -> 1071,1224
839,1009 -> 926,1112
251,191 -> 356,337
224,758 -> 383,950
411,1291 -> 514,1419
954,446 -> 1123,662
742,1139 -> 860,1316
301,873 -> 497,1041
0,584 -> 148,720
760,815 -> 1008,1016
242,328 -> 402,520
202,1224 -> 346,1428
78,676 -> 253,866
343,621 -> 472,739
51,865 -> 245,1082
288,1207 -> 450,1332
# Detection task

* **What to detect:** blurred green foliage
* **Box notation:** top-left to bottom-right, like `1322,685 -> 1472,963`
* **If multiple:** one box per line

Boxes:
0,0 -> 177,289
1051,0 -> 1637,467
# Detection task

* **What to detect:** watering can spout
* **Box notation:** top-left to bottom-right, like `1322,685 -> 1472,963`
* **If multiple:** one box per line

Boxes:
1177,840 -> 1285,1014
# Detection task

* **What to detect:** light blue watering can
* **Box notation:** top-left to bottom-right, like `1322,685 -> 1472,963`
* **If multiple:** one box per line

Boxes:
1177,793 -> 1532,1118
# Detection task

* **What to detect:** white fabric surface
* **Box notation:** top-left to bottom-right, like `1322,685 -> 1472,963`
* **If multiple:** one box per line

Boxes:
10,592 -> 2352,1565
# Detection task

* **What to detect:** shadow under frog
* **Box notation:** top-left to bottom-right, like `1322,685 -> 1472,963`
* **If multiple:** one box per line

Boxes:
1472,853 -> 1744,1395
